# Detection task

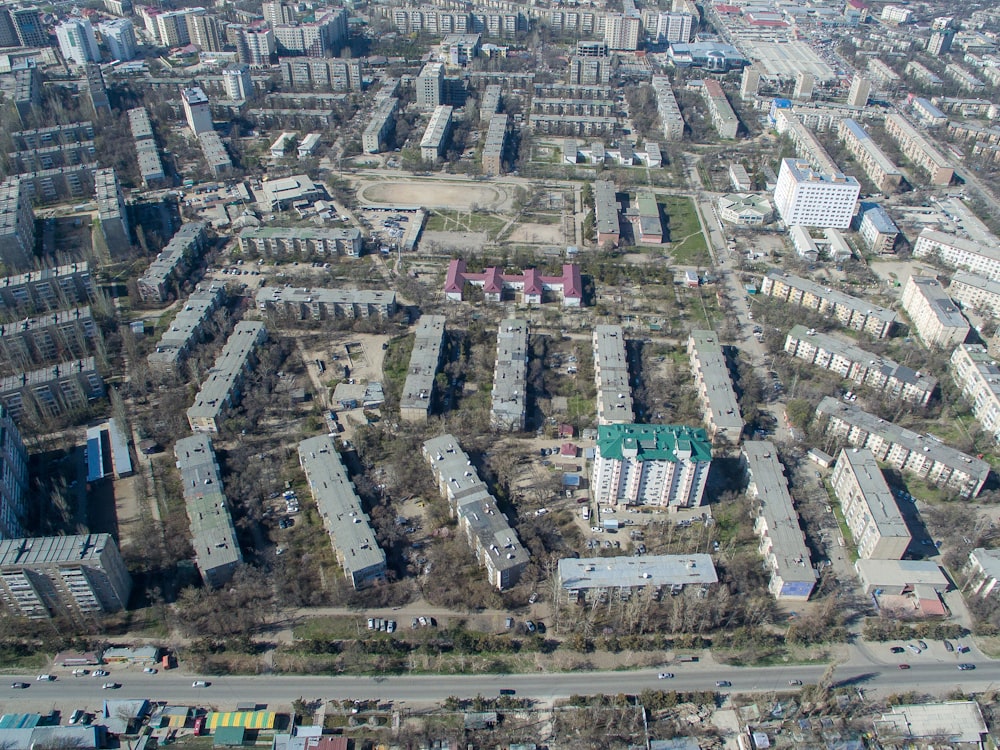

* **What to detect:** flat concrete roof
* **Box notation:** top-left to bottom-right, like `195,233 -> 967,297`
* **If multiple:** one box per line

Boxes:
743,440 -> 816,586
906,275 -> 970,330
559,554 -> 718,591
688,330 -> 743,435
0,533 -> 116,567
491,319 -> 527,431
187,321 -> 266,424
764,270 -> 898,326
149,285 -> 224,367
835,448 -> 908,539
299,435 -> 385,588
594,324 -> 634,423
748,40 -> 836,82
400,315 -> 446,414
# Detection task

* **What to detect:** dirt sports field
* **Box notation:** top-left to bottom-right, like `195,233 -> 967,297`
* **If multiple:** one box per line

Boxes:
358,180 -> 510,211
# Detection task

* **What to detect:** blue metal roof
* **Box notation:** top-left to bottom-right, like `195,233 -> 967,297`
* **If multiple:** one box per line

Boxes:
86,435 -> 104,483
860,203 -> 899,234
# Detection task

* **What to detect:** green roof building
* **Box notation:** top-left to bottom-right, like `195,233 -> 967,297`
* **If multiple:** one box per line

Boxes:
592,424 -> 711,508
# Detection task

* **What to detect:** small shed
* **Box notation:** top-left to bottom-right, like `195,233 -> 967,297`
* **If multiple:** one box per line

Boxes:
463,712 -> 497,730
558,424 -> 574,438
213,727 -> 246,747
560,443 -> 577,457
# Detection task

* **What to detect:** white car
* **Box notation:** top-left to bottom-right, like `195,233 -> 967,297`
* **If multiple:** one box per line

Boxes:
192,680 -> 210,688
102,683 -> 119,690
92,670 -> 109,677
143,667 -> 158,674
658,673 -> 674,679
36,674 -> 54,681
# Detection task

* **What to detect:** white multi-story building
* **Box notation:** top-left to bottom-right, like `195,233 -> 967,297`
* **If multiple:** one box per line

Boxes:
858,203 -> 899,254
950,344 -> 1000,444
846,75 -> 871,107
242,26 -> 275,68
56,17 -> 100,65
416,62 -> 444,108
831,448 -> 910,560
222,63 -> 252,101
604,12 -> 640,51
419,105 -> 453,162
881,5 -> 913,24
949,272 -> 1000,319
914,229 -> 1000,279
760,270 -> 898,338
98,18 -> 136,62
743,441 -> 816,601
785,325 -> 937,406
816,397 -> 990,497
901,275 -> 970,348
181,87 -> 213,135
772,159 -> 860,229
592,423 -> 711,509
651,76 -> 684,141
654,12 -> 692,43
967,548 -> 1000,598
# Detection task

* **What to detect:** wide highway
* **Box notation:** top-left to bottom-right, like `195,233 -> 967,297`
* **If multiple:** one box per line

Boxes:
1,661 -> 993,710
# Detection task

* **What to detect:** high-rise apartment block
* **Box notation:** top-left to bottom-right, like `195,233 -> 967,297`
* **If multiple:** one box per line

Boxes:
773,158 -> 860,229
98,18 -> 136,61
846,75 -> 871,107
0,405 -> 27,539
604,12 -> 641,51
416,62 -> 444,108
0,178 -> 36,273
222,63 -> 252,101
56,17 -> 100,65
181,87 -> 213,135
654,12 -> 692,43
242,26 -> 275,67
0,534 -> 131,618
94,168 -> 130,259
592,424 -> 711,509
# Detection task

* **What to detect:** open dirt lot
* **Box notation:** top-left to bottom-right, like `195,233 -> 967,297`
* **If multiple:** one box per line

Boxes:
358,180 -> 509,211
506,222 -> 567,244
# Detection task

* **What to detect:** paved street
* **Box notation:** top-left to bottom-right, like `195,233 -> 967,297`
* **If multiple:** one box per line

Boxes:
2,657 -> 994,711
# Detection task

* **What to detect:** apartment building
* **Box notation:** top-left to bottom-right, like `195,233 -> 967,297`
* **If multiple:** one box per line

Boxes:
15,164 -> 98,205
94,168 -> 131,258
559,554 -> 717,603
400,315 -> 446,423
56,17 -> 99,65
11,123 -> 94,152
831,448 -> 910,559
901,275 -> 970,348
256,287 -> 396,322
7,141 -> 96,174
701,79 -> 739,139
0,535 -> 131,619
174,435 -> 243,588
0,263 -> 94,318
775,116 -> 840,177
742,441 -> 816,601
945,62 -> 986,92
299,435 -> 386,590
816,397 -> 990,497
148,285 -> 225,375
238,226 -> 361,258
687,330 -> 743,442
593,325 -> 634,425
491,319 -> 528,433
416,62 -> 444,108
482,113 -> 508,175
181,87 -> 213,136
905,61 -> 944,88
913,229 -> 1000,279
423,435 -> 529,590
197,131 -> 232,178
846,75 -> 871,107
594,180 -> 620,246
883,113 -> 954,185
837,119 -> 903,193
604,12 -> 641,51
0,357 -> 104,421
567,56 -> 612,86
910,97 -> 947,127
186,321 -> 267,433
362,97 -> 398,154
593,423 -> 711,509
420,105 -> 453,163
772,159 -> 860,229
0,406 -> 27,539
785,325 -> 937,406
867,59 -> 901,90
949,272 -> 1000,319
0,306 -> 98,375
789,226 -> 852,264
966,548 -> 1000,598
137,222 -> 209,303
759,270 -> 898,338
480,85 -> 502,122
127,107 -> 166,188
279,57 -> 362,91
0,178 -> 36,273
950,344 -> 1000,444
858,203 -> 899,254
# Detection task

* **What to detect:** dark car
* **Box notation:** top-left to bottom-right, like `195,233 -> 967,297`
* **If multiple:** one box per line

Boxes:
958,663 -> 976,671
890,646 -> 905,654
10,682 -> 28,689
716,680 -> 732,687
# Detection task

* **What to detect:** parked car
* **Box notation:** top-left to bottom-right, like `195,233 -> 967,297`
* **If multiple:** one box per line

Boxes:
890,646 -> 905,654
143,667 -> 158,674
505,617 -> 514,629
528,593 -> 538,604
525,620 -> 536,633
69,710 -> 86,725
906,644 -> 921,654
944,640 -> 955,652
917,640 -> 928,650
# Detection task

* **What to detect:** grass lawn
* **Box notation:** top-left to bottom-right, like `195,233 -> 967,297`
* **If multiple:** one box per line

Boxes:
661,196 -> 710,266
293,615 -> 369,640
425,210 -> 507,238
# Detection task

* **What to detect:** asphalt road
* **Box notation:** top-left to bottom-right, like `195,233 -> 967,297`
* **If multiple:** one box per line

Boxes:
2,661 -> 994,710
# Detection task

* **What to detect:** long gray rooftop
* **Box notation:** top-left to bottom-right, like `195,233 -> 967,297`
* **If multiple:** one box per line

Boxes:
689,330 -> 743,435
491,319 -> 527,431
559,554 -> 718,591
836,448 -> 908,539
400,315 -> 446,414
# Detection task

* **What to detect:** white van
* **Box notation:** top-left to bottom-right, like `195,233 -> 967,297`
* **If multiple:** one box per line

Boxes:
582,507 -> 590,520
